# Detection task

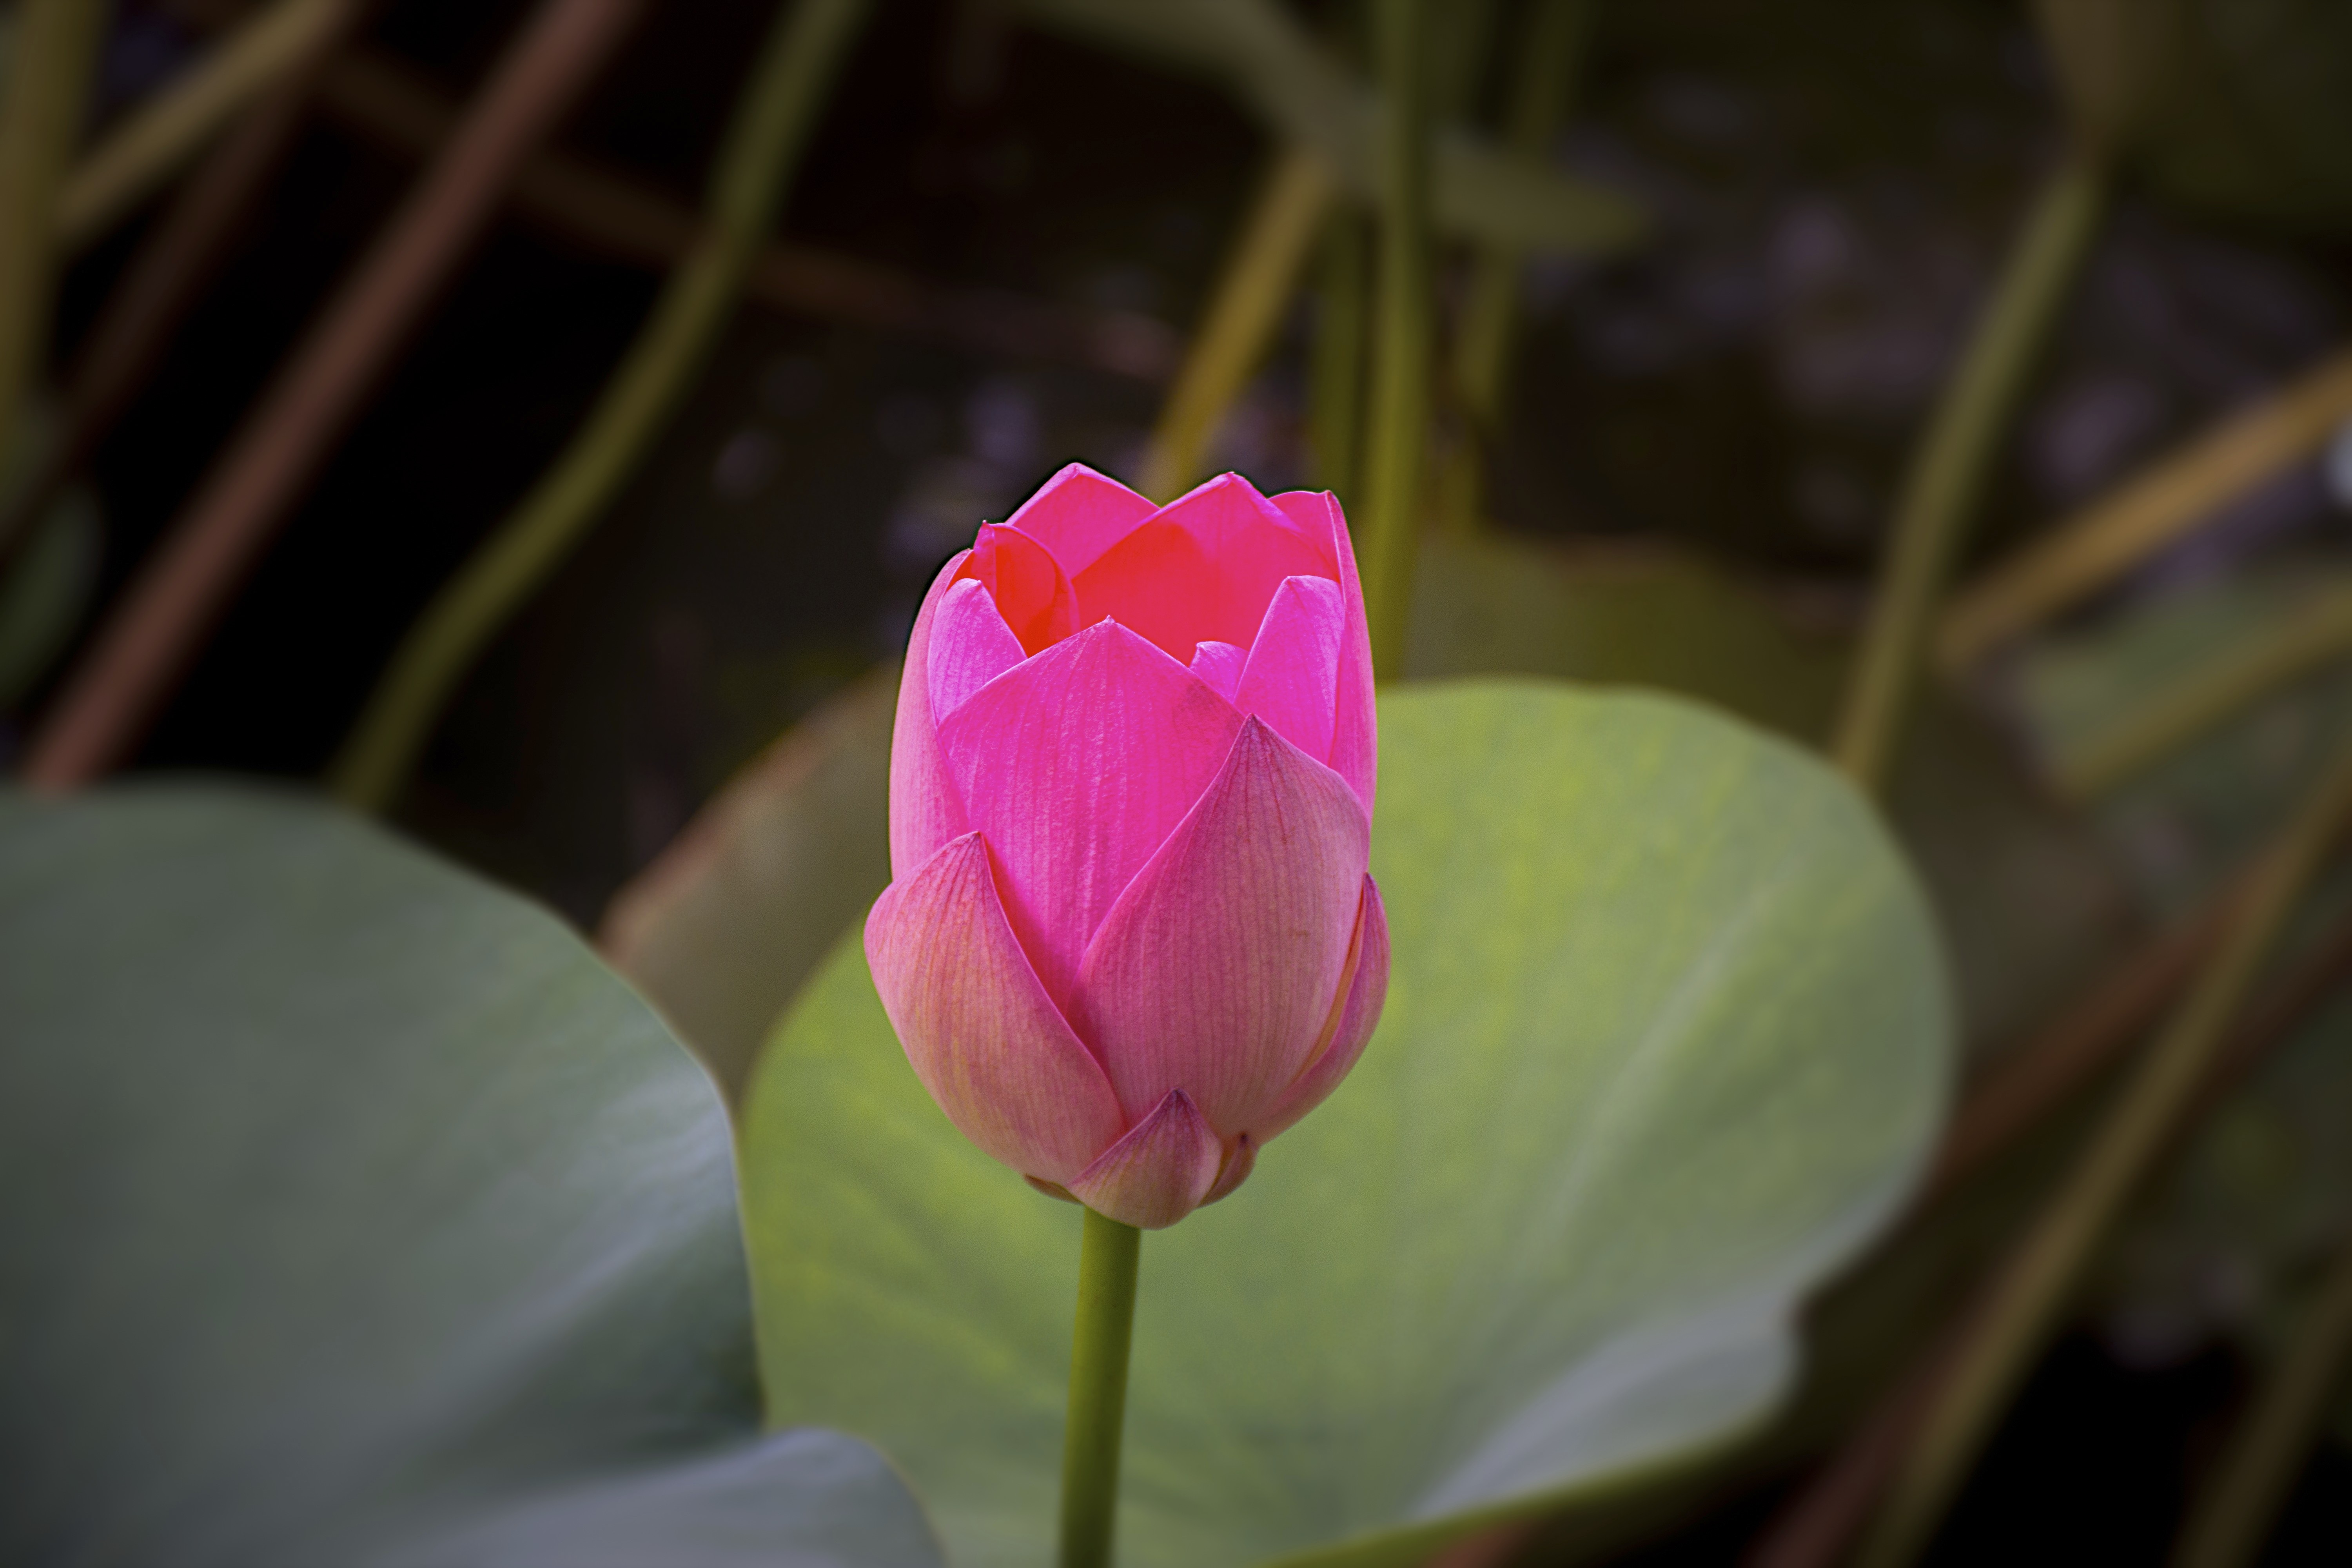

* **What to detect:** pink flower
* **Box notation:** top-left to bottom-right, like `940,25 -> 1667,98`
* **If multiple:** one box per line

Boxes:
865,465 -> 1387,1229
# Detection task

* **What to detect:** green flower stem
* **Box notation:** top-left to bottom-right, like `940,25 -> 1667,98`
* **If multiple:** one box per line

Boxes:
0,0 -> 112,477
1058,1208 -> 1142,1568
2174,1237 -> 2352,1568
1358,0 -> 1431,681
326,0 -> 871,813
1855,730 -> 2352,1568
1830,149 -> 2107,796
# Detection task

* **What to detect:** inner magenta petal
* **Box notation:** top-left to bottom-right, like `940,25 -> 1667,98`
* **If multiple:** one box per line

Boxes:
1072,475 -> 1334,661
1188,641 -> 1246,701
1001,463 -> 1156,578
956,525 -> 1079,655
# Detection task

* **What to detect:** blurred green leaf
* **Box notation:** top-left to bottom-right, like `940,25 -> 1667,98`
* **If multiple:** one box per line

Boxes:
1011,0 -> 1645,254
1411,531 -> 2142,1066
0,788 -> 939,1568
740,681 -> 1951,1568
602,665 -> 898,1104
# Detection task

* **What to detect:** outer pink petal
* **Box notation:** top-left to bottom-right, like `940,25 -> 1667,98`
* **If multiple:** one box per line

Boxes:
888,552 -> 973,880
935,620 -> 1243,1006
1201,1132 -> 1256,1206
1001,462 -> 1156,578
1187,640 -> 1246,701
1066,1088 -> 1224,1230
1072,474 -> 1336,661
1069,717 -> 1369,1133
1234,575 -> 1345,766
955,524 -> 1079,655
1257,875 -> 1388,1142
927,579 -> 1027,720
864,833 -> 1126,1184
1273,489 -> 1376,811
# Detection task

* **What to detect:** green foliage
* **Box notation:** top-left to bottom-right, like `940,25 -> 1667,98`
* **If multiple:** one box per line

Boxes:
0,789 -> 938,1568
740,681 -> 1951,1568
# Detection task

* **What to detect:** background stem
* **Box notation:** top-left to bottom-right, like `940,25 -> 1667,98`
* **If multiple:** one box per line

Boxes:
1059,1209 -> 1141,1568
327,0 -> 872,813
0,0 -> 113,478
1358,0 -> 1431,681
1855,731 -> 2352,1568
1830,148 -> 2107,795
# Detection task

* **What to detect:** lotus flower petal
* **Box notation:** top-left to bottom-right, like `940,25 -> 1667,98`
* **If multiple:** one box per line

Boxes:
1235,575 -> 1345,766
1072,474 -> 1336,661
927,579 -> 1027,720
887,553 -> 974,879
1071,718 -> 1369,1133
1001,462 -> 1156,578
1201,1132 -> 1256,1206
1187,640 -> 1246,701
936,621 -> 1244,1005
1272,489 -> 1376,811
1258,875 -> 1388,1142
865,833 -> 1125,1184
955,524 -> 1079,655
1065,1088 -> 1224,1230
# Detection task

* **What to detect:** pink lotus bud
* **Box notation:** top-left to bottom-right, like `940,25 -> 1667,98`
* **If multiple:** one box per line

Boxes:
865,465 -> 1387,1229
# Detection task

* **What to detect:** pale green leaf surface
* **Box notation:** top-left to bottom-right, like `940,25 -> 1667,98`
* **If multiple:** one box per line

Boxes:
741,681 -> 1951,1568
0,788 -> 938,1568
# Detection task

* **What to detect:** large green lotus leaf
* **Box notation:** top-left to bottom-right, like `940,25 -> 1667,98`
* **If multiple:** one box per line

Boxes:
602,665 -> 900,1103
0,788 -> 939,1568
1410,531 -> 2140,1066
740,680 -> 1951,1568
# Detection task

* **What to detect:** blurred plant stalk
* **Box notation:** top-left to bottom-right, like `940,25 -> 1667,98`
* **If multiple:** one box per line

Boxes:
1853,731 -> 2352,1568
1359,0 -> 1432,678
24,0 -> 645,789
1937,347 -> 2352,675
329,0 -> 875,815
1750,876 -> 2352,1568
0,1 -> 361,582
2172,1234 -> 2352,1568
1440,0 -> 1592,535
0,0 -> 111,481
1831,150 -> 2108,794
1135,145 -> 1334,502
53,0 -> 350,249
2050,579 -> 2352,800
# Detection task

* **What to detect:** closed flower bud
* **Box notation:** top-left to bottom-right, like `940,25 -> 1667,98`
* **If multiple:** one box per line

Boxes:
865,465 -> 1387,1229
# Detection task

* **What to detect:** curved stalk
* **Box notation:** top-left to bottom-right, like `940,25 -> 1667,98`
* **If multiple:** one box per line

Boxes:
327,0 -> 873,813
1058,1209 -> 1141,1568
0,0 -> 112,477
26,0 -> 646,791
1855,731 -> 2352,1568
1831,149 -> 2107,794
1136,145 -> 1334,502
2172,1239 -> 2352,1568
1359,0 -> 1432,679
55,0 -> 354,250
